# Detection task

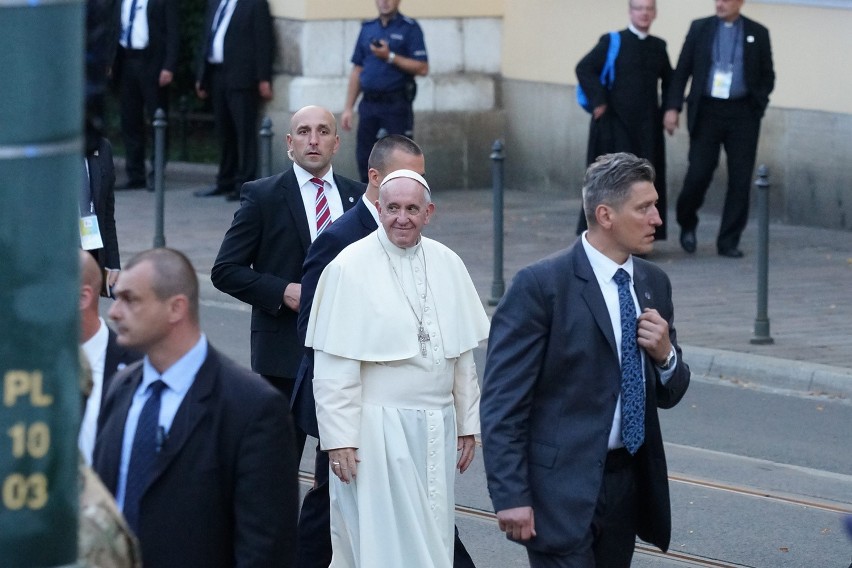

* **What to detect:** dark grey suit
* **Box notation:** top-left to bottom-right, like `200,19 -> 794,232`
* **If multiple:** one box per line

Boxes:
481,240 -> 690,557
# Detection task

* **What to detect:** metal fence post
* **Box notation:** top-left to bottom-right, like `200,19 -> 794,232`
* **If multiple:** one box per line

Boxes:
488,139 -> 505,306
153,108 -> 167,248
750,165 -> 773,345
259,116 -> 273,178
178,95 -> 189,161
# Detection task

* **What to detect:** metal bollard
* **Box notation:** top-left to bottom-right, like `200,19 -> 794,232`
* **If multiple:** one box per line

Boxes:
153,108 -> 167,247
178,95 -> 189,161
750,165 -> 773,345
259,116 -> 273,178
488,139 -> 505,306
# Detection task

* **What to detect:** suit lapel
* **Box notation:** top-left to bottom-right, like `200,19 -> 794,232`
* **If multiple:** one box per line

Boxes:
573,244 -> 619,358
282,169 -> 312,253
96,364 -> 144,494
144,348 -> 217,493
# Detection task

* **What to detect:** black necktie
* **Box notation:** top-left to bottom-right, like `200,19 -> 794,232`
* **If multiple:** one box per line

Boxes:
613,269 -> 645,454
123,380 -> 166,533
207,0 -> 231,58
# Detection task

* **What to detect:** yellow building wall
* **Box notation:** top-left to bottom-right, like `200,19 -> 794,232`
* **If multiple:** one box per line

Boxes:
502,0 -> 852,115
269,0 -> 503,20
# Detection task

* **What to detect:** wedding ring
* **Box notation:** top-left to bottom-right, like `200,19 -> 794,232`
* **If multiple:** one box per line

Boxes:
332,461 -> 340,465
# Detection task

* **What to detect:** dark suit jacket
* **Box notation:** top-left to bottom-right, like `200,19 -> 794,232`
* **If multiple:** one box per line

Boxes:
481,241 -> 690,554
86,138 -> 120,270
113,0 -> 179,80
292,197 -> 377,436
100,328 -> 143,415
196,0 -> 273,90
211,169 -> 364,379
92,345 -> 299,567
666,15 -> 774,134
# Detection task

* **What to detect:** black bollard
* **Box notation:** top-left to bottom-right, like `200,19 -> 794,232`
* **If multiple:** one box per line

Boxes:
488,139 -> 505,306
153,108 -> 167,247
259,116 -> 273,178
178,95 -> 189,161
750,165 -> 773,345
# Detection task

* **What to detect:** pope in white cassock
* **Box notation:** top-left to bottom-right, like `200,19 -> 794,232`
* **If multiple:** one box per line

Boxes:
305,169 -> 490,568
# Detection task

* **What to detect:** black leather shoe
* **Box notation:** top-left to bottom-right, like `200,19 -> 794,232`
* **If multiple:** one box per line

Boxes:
194,186 -> 229,198
679,229 -> 697,253
717,247 -> 744,258
225,191 -> 240,202
116,179 -> 147,190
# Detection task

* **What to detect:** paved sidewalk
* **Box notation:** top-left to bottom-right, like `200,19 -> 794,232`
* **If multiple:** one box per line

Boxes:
113,161 -> 852,399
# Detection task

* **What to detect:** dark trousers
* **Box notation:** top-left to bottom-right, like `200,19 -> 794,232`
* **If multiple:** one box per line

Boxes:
527,448 -> 638,568
118,48 -> 169,185
355,96 -> 413,182
210,66 -> 259,194
676,97 -> 761,251
292,427 -> 478,568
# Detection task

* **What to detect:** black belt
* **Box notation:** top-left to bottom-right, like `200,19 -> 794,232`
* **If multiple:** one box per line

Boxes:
122,47 -> 148,58
605,447 -> 635,472
362,90 -> 407,103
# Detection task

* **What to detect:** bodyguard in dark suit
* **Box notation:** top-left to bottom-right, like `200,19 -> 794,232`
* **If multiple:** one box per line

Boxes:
481,153 -> 690,567
84,136 -> 122,289
212,106 -> 364,402
114,0 -> 179,189
195,0 -> 273,200
93,248 -> 299,567
664,0 -> 774,258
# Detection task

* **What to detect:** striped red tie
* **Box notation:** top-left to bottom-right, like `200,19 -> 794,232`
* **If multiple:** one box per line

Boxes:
312,177 -> 331,235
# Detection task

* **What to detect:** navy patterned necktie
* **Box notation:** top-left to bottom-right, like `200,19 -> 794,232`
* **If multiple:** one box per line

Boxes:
123,379 -> 167,533
613,268 -> 645,454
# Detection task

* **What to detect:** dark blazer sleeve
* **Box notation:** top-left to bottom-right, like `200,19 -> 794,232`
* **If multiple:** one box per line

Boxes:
665,18 -> 706,113
161,0 -> 180,72
211,176 -> 298,317
252,0 -> 273,83
92,138 -> 120,269
575,32 -> 616,111
744,17 -> 774,116
481,264 -> 553,512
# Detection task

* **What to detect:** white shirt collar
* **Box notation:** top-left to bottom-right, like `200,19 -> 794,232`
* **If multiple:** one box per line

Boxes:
628,24 -> 649,40
580,232 -> 635,284
293,163 -> 334,189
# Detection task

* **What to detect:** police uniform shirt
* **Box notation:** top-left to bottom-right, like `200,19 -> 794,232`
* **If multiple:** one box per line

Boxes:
352,12 -> 428,94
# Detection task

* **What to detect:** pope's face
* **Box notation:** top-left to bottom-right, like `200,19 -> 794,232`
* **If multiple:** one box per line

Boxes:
377,178 -> 434,249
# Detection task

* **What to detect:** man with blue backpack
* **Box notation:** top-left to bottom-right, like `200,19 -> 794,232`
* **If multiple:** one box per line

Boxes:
575,0 -> 672,240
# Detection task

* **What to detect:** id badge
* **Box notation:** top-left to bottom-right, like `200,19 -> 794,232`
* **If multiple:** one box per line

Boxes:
711,68 -> 733,99
79,215 -> 104,250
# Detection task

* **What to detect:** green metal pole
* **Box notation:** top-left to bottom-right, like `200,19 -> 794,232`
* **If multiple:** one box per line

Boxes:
0,0 -> 84,564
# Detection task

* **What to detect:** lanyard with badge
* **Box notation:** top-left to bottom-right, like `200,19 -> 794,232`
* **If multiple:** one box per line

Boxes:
711,22 -> 740,99
79,159 -> 104,251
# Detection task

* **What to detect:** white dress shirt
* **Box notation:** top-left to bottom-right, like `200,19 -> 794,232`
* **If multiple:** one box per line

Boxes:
294,163 -> 346,242
79,317 -> 109,465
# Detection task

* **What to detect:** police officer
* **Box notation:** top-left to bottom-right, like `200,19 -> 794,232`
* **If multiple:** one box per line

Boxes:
341,0 -> 428,182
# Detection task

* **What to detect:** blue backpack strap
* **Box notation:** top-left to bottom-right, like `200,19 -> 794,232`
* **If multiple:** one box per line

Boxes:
600,30 -> 621,88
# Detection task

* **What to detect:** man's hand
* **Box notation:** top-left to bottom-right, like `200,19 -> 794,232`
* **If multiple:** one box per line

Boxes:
370,39 -> 390,61
283,283 -> 301,312
456,435 -> 475,473
159,69 -> 174,87
258,80 -> 273,101
329,447 -> 360,484
592,104 -> 607,120
637,307 -> 672,365
497,506 -> 536,541
663,109 -> 680,135
195,81 -> 208,100
341,108 -> 354,131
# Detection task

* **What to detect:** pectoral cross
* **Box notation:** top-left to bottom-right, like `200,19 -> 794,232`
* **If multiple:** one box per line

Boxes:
418,324 -> 430,357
